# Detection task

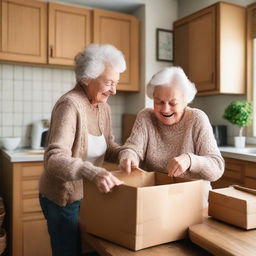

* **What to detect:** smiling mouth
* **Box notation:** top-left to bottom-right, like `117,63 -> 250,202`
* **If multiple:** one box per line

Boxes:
161,113 -> 174,118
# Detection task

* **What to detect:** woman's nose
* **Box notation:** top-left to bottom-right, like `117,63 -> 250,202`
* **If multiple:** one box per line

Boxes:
110,86 -> 116,95
161,103 -> 170,112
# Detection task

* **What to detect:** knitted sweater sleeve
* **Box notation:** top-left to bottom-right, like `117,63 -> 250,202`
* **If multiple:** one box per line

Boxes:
119,110 -> 149,165
187,110 -> 224,182
44,99 -> 106,182
104,104 -> 121,162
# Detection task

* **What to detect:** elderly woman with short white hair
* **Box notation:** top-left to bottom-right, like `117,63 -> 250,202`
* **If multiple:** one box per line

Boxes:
119,66 -> 224,206
39,44 -> 126,256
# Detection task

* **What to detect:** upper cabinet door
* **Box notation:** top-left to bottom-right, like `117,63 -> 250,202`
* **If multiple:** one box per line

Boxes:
0,0 -> 47,63
188,7 -> 216,92
174,7 -> 216,93
48,3 -> 91,66
174,3 -> 245,95
93,9 -> 139,91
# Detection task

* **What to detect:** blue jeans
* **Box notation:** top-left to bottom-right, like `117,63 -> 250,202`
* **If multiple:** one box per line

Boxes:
39,194 -> 82,256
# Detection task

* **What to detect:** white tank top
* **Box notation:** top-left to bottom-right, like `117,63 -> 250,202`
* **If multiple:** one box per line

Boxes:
86,134 -> 107,165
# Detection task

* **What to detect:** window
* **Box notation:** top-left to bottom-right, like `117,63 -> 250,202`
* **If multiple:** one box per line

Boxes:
253,39 -> 256,136
247,4 -> 256,141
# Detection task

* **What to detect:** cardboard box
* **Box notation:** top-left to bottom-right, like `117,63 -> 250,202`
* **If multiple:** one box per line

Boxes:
80,169 -> 203,251
208,186 -> 256,230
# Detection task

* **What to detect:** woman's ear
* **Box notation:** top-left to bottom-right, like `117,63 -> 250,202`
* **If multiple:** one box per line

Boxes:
81,78 -> 90,86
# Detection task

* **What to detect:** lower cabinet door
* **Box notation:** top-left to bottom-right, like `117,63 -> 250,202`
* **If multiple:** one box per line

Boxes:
23,219 -> 51,256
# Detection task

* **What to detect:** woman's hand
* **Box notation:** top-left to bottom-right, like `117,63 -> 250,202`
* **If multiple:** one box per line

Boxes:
167,154 -> 191,177
93,171 -> 123,193
119,158 -> 138,174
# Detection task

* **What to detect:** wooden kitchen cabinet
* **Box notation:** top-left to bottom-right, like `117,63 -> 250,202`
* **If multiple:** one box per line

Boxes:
212,157 -> 256,189
93,9 -> 139,91
174,2 -> 246,95
0,0 -> 140,92
0,0 -> 47,63
0,155 -> 51,256
48,2 -> 92,66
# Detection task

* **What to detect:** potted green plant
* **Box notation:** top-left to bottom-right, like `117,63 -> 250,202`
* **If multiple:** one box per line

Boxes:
223,100 -> 253,148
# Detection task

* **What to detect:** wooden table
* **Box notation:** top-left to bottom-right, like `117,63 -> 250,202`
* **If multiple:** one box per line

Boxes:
189,217 -> 256,256
82,232 -> 212,256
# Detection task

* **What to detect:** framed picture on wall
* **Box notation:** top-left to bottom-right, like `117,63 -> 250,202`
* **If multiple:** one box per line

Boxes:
156,28 -> 173,62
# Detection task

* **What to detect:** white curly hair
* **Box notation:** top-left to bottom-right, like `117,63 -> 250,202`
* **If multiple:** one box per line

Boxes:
147,66 -> 197,104
74,44 -> 126,83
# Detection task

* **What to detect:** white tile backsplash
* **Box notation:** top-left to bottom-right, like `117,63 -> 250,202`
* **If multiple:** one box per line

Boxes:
2,64 -> 13,79
0,63 -> 125,147
2,126 -> 13,137
24,66 -> 33,80
2,113 -> 13,126
14,65 -> 23,80
2,100 -> 13,113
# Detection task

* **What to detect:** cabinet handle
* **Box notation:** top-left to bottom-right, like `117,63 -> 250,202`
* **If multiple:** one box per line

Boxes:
211,72 -> 214,83
49,45 -> 54,58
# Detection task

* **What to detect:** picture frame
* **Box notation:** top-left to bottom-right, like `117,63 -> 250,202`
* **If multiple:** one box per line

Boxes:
156,28 -> 173,62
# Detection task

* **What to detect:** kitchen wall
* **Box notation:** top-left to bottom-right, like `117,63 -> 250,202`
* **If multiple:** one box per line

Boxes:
178,0 -> 255,145
126,0 -> 178,112
0,0 -> 177,147
0,64 -> 125,147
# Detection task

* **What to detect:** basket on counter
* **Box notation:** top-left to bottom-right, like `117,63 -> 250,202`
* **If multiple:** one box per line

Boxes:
0,198 -> 6,255
0,198 -> 5,228
0,228 -> 6,255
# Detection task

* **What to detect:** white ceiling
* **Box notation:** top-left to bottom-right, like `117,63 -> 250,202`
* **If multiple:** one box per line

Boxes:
49,0 -> 145,13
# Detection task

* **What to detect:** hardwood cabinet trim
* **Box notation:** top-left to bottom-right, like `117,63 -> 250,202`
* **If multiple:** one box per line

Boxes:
93,8 -> 139,91
0,156 -> 51,256
0,0 -> 47,63
174,2 -> 246,95
21,163 -> 44,178
212,157 -> 256,189
48,2 -> 92,65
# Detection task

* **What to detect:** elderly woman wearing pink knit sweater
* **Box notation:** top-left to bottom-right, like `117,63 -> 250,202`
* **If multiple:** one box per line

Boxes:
119,66 -> 224,205
39,44 -> 125,256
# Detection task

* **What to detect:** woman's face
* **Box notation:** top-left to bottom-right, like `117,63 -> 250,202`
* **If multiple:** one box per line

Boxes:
153,85 -> 187,125
86,64 -> 120,106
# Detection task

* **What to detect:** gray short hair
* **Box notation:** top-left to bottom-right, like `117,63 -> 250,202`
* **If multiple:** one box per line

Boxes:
147,66 -> 197,103
74,44 -> 126,83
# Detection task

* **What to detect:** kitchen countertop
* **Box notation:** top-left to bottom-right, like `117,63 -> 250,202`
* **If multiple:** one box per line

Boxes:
1,146 -> 256,163
219,146 -> 256,162
189,217 -> 256,256
1,148 -> 44,162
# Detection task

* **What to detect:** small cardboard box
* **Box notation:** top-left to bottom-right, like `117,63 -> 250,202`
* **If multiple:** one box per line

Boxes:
208,187 -> 256,230
80,169 -> 203,251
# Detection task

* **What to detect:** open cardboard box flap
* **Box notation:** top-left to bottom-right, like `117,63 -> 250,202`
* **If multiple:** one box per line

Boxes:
112,168 -> 193,188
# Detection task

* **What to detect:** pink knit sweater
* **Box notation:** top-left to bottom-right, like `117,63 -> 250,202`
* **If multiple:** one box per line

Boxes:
39,84 -> 120,206
119,107 -> 224,182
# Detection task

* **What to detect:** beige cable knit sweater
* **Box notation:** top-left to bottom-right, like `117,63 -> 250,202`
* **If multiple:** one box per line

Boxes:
119,107 -> 224,182
39,84 -> 120,206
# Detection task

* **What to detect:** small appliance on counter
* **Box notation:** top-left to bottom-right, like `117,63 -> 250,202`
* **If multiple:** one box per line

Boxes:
212,125 -> 227,146
31,120 -> 50,149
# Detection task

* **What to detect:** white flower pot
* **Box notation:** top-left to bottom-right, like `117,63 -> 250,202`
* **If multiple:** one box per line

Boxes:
234,136 -> 246,148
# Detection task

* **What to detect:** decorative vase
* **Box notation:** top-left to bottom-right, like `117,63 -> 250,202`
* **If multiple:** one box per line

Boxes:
234,136 -> 246,148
